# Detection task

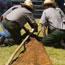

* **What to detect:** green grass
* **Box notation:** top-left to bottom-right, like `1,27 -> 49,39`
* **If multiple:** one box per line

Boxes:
45,47 -> 65,65
0,45 -> 24,65
0,45 -> 18,65
0,19 -> 65,65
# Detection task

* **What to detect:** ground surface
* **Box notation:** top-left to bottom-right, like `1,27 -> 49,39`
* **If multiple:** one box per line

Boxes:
12,38 -> 52,65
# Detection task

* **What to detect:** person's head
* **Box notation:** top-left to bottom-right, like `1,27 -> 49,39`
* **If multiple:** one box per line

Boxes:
41,0 -> 56,9
20,0 -> 34,12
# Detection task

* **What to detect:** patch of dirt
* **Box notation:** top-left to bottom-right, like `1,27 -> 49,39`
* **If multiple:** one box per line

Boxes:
12,38 -> 52,65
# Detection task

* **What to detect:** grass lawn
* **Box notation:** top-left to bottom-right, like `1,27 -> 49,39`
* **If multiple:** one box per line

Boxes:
0,19 -> 65,65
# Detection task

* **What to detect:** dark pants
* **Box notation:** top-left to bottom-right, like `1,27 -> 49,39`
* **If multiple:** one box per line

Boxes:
2,18 -> 22,44
41,29 -> 65,45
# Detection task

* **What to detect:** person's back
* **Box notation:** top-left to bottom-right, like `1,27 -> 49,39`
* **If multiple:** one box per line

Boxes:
40,0 -> 65,48
55,7 -> 65,20
6,7 -> 31,21
2,5 -> 21,19
6,7 -> 34,28
2,0 -> 38,45
40,7 -> 62,31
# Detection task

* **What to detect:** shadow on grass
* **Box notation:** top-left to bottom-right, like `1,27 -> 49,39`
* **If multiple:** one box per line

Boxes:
41,41 -> 65,49
0,33 -> 65,49
22,33 -> 63,49
22,33 -> 43,42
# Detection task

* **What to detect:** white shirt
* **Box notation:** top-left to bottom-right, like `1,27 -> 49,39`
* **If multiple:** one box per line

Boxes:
2,5 -> 21,18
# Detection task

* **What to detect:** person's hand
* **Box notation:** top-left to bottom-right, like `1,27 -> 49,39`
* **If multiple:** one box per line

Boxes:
26,29 -> 30,34
34,27 -> 38,32
43,35 -> 48,38
31,28 -> 34,32
33,23 -> 38,32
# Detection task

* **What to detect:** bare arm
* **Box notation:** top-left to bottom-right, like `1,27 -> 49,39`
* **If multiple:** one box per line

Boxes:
41,24 -> 46,38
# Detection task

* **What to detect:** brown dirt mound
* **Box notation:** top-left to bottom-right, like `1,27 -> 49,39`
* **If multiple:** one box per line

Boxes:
12,38 -> 52,65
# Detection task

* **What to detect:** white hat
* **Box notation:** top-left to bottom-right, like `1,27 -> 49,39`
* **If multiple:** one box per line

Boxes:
41,0 -> 56,8
21,0 -> 34,11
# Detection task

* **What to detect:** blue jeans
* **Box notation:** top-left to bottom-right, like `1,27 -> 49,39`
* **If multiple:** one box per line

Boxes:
0,22 -> 10,37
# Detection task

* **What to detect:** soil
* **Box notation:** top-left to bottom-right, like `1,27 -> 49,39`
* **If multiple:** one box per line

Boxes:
12,38 -> 52,65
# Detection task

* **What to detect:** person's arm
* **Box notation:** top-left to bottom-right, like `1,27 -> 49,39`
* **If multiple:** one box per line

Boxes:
26,13 -> 38,32
41,24 -> 46,38
40,11 -> 47,37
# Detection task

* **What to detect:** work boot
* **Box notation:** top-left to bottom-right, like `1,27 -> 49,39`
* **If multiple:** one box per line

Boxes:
60,40 -> 65,49
0,36 -> 5,45
4,38 -> 15,46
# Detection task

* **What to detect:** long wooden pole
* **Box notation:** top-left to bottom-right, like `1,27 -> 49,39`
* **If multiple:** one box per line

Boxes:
5,29 -> 34,65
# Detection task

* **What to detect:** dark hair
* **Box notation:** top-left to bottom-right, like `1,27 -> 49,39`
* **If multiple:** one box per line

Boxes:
46,4 -> 54,7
